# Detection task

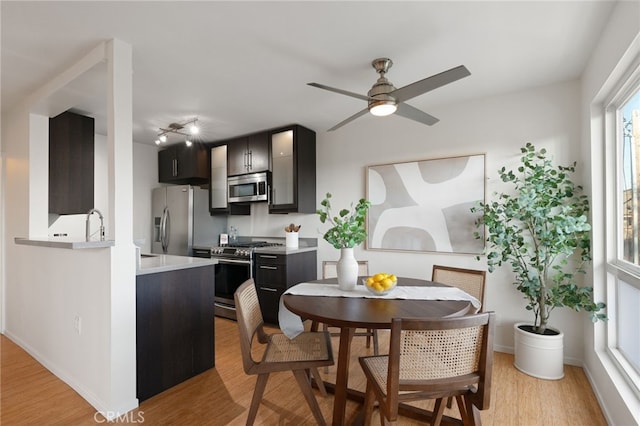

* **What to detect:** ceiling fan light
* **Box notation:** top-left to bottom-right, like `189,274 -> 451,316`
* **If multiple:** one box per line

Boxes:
189,123 -> 199,135
370,102 -> 397,117
159,134 -> 168,143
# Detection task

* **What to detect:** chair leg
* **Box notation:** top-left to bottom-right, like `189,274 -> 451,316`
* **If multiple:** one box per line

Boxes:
246,373 -> 269,425
322,323 -> 330,373
462,394 -> 481,426
372,330 -> 379,355
362,381 -> 376,426
455,395 -> 468,424
366,328 -> 371,348
446,396 -> 454,408
309,367 -> 327,396
292,369 -> 327,426
430,398 -> 446,426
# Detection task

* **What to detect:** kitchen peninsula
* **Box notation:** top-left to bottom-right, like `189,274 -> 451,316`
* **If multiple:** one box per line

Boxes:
136,254 -> 217,401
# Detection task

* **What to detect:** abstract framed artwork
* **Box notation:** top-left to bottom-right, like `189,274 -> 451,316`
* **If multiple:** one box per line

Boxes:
366,154 -> 485,254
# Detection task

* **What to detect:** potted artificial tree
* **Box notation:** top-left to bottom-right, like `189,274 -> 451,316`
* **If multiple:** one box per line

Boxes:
473,143 -> 606,379
317,192 -> 371,291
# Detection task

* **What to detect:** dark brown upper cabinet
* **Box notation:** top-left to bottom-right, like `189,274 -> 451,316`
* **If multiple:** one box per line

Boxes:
226,132 -> 270,176
158,143 -> 208,185
269,125 -> 316,214
208,143 -> 250,216
49,111 -> 95,215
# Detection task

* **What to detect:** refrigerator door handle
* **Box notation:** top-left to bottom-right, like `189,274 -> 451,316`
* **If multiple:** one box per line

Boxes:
160,207 -> 170,253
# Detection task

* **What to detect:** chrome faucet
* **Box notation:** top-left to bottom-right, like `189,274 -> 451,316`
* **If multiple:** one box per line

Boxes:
86,208 -> 105,242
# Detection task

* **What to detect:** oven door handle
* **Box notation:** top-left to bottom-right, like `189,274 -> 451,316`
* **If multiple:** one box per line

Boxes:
214,258 -> 252,265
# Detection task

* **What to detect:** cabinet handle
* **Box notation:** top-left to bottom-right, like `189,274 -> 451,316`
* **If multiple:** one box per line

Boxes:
173,159 -> 177,176
259,265 -> 278,270
248,150 -> 253,170
259,287 -> 278,292
258,255 -> 278,259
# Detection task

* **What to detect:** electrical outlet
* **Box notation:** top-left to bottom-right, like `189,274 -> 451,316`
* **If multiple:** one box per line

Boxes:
74,315 -> 82,335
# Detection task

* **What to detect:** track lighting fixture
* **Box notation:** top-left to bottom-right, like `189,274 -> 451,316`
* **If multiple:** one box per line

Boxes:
155,118 -> 199,146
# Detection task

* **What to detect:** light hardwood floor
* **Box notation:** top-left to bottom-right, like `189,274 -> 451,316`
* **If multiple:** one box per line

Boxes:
1,317 -> 606,425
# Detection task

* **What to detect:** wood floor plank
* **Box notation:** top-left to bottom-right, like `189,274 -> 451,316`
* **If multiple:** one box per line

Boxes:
1,318 -> 608,425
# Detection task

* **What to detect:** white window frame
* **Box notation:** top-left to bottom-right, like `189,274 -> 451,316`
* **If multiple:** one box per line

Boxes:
604,60 -> 640,398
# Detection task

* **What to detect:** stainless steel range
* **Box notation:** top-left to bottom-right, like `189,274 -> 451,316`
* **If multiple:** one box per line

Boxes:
207,241 -> 282,320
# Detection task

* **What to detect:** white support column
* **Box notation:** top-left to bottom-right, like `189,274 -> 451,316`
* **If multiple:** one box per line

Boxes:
105,38 -> 138,415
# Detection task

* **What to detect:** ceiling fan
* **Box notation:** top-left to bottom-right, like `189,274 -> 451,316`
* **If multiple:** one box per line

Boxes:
308,58 -> 471,131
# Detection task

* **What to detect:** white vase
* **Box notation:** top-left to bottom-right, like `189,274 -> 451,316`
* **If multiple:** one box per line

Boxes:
513,322 -> 564,380
337,247 -> 358,291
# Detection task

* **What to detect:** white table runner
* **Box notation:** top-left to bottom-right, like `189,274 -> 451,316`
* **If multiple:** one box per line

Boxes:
278,283 -> 481,338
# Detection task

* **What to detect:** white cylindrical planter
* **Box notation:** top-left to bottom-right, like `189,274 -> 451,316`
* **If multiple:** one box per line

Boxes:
514,322 -> 564,380
285,232 -> 299,248
337,247 -> 358,291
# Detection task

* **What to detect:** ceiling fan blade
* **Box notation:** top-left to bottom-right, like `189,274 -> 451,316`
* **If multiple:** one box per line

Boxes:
327,108 -> 369,131
395,103 -> 439,126
392,65 -> 471,103
307,82 -> 370,102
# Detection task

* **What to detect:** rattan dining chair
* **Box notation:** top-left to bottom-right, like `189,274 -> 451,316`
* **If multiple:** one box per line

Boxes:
432,264 -> 487,410
234,279 -> 334,425
432,265 -> 486,308
358,312 -> 495,426
313,260 -> 379,356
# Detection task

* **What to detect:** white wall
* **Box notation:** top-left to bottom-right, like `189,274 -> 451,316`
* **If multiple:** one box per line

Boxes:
580,1 -> 640,425
1,40 -> 137,418
230,79 -> 588,363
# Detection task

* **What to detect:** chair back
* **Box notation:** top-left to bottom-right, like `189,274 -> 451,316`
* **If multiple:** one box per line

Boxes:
234,279 -> 265,374
432,265 -> 486,306
387,313 -> 495,410
322,260 -> 369,279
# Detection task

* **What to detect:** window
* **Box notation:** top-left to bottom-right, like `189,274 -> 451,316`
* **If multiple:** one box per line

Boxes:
608,74 -> 640,390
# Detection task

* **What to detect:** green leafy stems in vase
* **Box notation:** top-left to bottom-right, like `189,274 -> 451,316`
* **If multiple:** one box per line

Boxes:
316,192 -> 371,249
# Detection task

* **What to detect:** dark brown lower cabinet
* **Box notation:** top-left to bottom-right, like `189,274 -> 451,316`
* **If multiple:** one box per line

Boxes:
136,265 -> 215,401
254,250 -> 317,325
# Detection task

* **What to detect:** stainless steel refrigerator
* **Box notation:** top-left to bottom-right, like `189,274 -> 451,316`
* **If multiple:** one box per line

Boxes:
152,185 -> 226,256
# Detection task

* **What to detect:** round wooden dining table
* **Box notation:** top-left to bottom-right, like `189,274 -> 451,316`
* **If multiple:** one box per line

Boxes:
282,277 -> 474,426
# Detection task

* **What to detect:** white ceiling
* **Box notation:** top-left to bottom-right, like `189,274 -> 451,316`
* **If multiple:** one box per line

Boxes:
1,1 -> 616,145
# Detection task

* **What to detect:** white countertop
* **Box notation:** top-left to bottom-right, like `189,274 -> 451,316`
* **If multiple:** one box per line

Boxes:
15,237 -> 115,249
253,245 -> 318,255
137,254 -> 218,276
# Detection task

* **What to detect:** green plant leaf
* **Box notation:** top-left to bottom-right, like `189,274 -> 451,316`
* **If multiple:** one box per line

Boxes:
316,193 -> 371,249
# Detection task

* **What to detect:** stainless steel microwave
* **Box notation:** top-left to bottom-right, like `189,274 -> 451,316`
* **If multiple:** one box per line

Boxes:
228,172 -> 269,203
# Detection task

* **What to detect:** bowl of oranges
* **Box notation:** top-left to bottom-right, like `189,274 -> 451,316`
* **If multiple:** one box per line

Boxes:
363,273 -> 398,295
